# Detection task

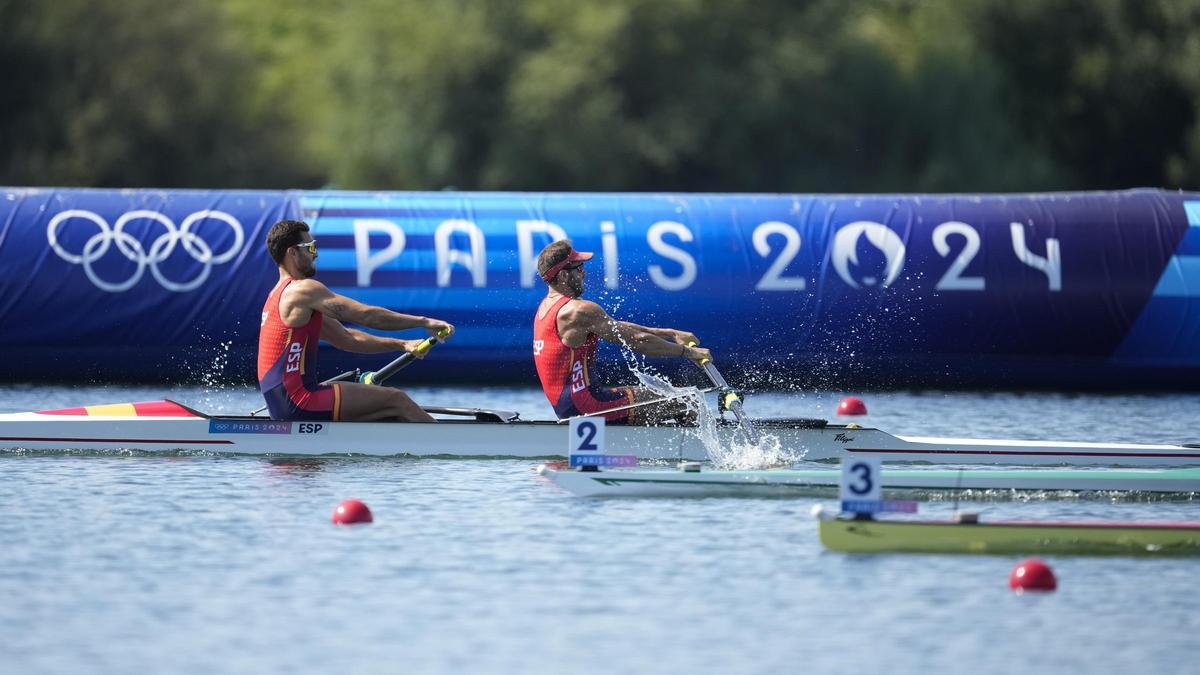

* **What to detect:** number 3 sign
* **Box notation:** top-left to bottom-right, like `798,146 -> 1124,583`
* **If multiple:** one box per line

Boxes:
840,457 -> 881,503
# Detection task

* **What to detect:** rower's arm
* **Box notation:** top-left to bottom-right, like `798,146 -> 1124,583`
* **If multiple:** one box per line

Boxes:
571,302 -> 708,361
290,279 -> 452,335
320,317 -> 426,355
611,321 -> 705,359
615,321 -> 698,347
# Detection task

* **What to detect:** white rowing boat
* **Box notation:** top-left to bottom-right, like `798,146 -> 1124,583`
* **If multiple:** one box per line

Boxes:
2,399 -> 1199,465
537,464 -> 1200,497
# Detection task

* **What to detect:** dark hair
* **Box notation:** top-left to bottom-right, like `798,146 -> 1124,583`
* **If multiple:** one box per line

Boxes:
536,240 -> 575,281
266,219 -> 310,265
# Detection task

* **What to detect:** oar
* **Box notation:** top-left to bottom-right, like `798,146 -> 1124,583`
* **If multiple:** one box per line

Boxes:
686,341 -> 760,444
554,386 -> 718,424
358,327 -> 452,385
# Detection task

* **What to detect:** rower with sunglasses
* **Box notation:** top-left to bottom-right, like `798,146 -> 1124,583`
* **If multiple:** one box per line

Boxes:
533,240 -> 711,425
257,219 -> 454,422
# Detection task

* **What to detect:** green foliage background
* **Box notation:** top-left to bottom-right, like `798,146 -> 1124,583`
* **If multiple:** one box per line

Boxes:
3,0 -> 1198,192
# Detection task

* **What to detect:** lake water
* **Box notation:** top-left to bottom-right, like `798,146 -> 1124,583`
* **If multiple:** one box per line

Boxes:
2,384 -> 1198,674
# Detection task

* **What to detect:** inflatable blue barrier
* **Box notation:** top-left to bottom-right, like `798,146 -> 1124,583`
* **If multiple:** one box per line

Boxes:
1,187 -> 1197,388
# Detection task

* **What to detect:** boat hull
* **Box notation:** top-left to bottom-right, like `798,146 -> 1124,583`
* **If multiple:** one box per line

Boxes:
2,409 -> 1200,465
538,466 -> 1200,498
818,518 -> 1200,555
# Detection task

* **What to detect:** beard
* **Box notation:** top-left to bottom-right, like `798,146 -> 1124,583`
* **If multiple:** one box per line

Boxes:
295,259 -> 317,279
565,276 -> 585,297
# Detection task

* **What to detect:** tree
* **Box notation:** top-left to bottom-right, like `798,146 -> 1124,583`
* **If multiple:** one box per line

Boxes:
0,0 -> 317,188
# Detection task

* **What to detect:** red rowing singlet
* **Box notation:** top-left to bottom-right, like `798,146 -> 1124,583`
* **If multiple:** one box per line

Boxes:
533,295 -> 632,421
257,278 -> 341,420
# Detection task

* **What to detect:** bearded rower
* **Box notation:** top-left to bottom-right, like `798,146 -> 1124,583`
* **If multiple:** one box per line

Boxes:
258,219 -> 455,422
532,240 -> 711,425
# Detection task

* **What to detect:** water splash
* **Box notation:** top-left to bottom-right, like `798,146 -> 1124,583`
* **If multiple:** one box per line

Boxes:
197,340 -> 234,391
595,307 -> 795,469
708,432 -> 793,471
171,339 -> 244,411
632,371 -> 795,470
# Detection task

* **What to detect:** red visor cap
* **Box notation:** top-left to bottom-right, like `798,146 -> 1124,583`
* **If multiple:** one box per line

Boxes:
541,249 -> 594,281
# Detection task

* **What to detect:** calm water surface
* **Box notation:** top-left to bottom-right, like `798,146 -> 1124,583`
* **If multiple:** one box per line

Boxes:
2,384 -> 1199,674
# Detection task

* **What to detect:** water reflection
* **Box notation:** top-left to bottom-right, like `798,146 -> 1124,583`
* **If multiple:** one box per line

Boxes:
264,457 -> 328,477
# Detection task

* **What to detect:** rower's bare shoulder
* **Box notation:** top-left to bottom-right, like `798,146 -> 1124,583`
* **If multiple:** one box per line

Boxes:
277,280 -> 328,317
282,278 -> 331,302
558,299 -> 602,323
286,277 -> 328,292
561,300 -> 612,334
562,298 -> 604,317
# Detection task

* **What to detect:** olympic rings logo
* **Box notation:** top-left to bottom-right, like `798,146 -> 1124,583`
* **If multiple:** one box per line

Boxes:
46,209 -> 244,292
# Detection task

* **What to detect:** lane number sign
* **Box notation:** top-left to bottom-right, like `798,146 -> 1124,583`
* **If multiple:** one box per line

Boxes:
838,457 -> 917,514
566,417 -> 636,468
569,417 -> 606,455
840,457 -> 881,503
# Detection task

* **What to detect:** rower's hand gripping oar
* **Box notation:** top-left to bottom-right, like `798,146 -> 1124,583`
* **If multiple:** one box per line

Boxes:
359,328 -> 452,386
686,340 -> 760,444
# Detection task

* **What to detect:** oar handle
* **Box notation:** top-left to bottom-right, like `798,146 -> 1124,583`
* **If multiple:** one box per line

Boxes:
361,328 -> 451,386
684,340 -> 711,366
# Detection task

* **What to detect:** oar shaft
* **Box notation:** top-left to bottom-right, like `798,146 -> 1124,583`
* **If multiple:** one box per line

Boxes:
699,361 -> 730,389
320,369 -> 359,385
686,341 -> 759,443
724,398 -> 758,442
361,328 -> 451,386
555,386 -> 718,423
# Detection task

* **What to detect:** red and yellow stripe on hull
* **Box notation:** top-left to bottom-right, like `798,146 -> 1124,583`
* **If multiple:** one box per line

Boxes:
35,401 -> 198,417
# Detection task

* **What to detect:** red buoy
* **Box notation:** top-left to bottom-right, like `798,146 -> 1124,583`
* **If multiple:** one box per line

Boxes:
331,499 -> 373,525
1009,558 -> 1056,593
837,396 -> 868,416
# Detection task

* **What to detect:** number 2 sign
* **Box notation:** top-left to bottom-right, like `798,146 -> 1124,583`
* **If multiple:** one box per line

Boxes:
569,416 -> 606,455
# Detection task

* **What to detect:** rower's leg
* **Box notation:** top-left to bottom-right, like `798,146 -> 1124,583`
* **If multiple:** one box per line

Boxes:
337,382 -> 436,422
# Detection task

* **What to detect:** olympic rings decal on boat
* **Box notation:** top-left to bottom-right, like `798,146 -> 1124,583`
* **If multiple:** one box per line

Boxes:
46,209 -> 244,292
